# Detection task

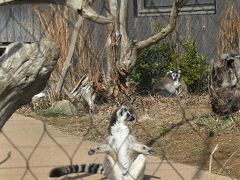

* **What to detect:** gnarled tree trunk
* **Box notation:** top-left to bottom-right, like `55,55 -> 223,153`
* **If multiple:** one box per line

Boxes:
104,0 -> 185,98
0,39 -> 59,129
209,51 -> 240,115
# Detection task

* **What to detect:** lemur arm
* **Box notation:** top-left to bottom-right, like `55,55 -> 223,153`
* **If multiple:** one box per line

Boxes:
131,143 -> 155,155
129,135 -> 155,155
88,144 -> 111,155
88,136 -> 115,155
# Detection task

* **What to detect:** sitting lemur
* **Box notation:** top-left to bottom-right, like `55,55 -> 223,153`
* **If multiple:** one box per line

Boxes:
49,106 -> 155,180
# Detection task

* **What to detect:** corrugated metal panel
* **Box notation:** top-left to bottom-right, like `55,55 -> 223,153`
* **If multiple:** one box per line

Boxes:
129,0 -> 240,59
0,4 -> 41,42
0,6 -> 9,42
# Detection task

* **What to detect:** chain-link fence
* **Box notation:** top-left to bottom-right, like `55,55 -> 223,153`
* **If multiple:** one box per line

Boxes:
0,1 -> 240,180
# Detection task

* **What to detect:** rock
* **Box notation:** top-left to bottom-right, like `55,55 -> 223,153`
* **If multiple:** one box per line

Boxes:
75,101 -> 86,112
51,100 -> 78,116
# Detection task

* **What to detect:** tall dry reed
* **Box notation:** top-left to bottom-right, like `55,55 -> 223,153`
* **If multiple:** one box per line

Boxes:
217,6 -> 240,55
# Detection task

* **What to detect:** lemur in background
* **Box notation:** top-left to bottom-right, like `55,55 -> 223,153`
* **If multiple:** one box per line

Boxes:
152,70 -> 182,97
49,106 -> 154,180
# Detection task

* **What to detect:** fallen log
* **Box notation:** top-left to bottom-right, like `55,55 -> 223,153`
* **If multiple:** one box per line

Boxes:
0,39 -> 59,129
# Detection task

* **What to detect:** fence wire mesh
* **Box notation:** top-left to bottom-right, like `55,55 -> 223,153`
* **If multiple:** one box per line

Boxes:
0,1 -> 240,180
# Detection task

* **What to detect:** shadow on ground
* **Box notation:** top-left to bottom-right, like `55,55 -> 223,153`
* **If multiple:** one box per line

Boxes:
60,174 -> 161,180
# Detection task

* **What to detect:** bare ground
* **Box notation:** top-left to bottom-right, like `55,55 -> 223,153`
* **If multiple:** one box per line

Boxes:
18,94 -> 240,179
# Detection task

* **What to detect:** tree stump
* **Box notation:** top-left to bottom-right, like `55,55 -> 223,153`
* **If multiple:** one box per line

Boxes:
0,39 -> 59,129
209,51 -> 240,115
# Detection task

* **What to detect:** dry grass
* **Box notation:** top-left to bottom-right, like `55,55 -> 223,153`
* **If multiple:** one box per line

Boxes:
34,5 -> 107,102
217,5 -> 240,54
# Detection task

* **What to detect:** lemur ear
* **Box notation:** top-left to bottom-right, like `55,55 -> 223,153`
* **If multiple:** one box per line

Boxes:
119,108 -> 123,116
167,71 -> 172,75
178,70 -> 181,74
116,106 -> 124,117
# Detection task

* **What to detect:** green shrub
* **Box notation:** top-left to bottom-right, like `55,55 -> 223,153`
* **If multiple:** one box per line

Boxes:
196,115 -> 236,132
169,40 -> 209,92
130,42 -> 174,91
191,148 -> 203,156
130,39 -> 209,93
37,108 -> 69,118
34,101 -> 50,111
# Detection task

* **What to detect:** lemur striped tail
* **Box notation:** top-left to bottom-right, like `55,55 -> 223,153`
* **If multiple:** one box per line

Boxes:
49,163 -> 104,177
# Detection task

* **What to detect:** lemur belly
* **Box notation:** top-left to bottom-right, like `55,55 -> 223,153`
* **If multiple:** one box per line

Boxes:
111,123 -> 131,171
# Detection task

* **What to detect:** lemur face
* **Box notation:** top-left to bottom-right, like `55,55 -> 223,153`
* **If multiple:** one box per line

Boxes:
167,70 -> 181,81
108,106 -> 136,132
116,106 -> 135,123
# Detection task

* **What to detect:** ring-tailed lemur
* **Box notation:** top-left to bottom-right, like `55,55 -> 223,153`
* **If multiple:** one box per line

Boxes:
152,70 -> 182,96
49,106 -> 154,180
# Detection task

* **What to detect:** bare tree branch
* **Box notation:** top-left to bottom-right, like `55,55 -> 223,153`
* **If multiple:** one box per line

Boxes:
81,1 -> 113,24
119,0 -> 129,45
55,17 -> 84,97
0,0 -> 113,24
136,0 -> 185,49
108,0 -> 119,33
178,0 -> 189,7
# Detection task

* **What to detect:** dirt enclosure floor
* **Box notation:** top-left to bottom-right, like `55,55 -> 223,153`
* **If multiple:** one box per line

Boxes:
20,94 -> 240,179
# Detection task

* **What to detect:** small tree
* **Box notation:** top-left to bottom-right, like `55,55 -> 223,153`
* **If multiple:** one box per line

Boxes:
102,0 -> 187,97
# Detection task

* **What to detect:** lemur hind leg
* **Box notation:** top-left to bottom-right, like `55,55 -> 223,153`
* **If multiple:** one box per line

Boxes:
127,154 -> 146,180
104,155 -> 122,180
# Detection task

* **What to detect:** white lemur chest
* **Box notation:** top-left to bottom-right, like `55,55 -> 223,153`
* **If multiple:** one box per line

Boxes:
110,124 -> 132,169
